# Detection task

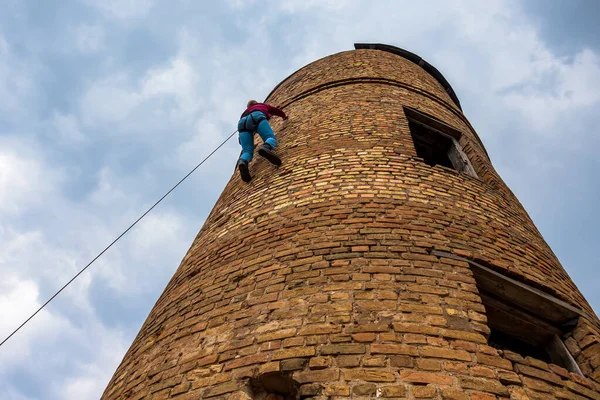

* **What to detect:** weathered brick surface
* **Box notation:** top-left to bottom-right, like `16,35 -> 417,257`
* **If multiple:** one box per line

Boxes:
101,47 -> 600,399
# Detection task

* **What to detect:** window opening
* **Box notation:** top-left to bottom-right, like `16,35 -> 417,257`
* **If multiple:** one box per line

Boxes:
482,291 -> 570,368
404,107 -> 478,178
250,372 -> 298,400
409,120 -> 455,169
488,328 -> 551,363
431,250 -> 585,375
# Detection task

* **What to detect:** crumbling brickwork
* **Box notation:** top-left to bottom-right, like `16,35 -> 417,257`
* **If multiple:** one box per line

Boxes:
102,47 -> 600,399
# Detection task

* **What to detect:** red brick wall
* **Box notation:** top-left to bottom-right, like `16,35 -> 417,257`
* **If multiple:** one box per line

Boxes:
102,49 -> 600,399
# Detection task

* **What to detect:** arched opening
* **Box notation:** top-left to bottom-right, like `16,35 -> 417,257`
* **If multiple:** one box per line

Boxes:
249,372 -> 299,400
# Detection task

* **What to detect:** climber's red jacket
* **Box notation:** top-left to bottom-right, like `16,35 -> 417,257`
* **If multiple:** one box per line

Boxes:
240,103 -> 286,120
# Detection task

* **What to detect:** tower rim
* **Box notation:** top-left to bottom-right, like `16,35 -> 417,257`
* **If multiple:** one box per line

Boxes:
353,43 -> 462,110
265,42 -> 462,111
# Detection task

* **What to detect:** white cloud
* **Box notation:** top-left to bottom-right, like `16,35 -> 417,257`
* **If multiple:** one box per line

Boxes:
0,34 -> 35,117
82,0 -> 157,20
80,57 -> 202,129
501,49 -> 600,130
142,59 -> 195,97
0,272 -> 127,400
0,148 -> 60,216
277,0 -> 349,13
53,112 -> 86,143
73,24 -> 106,53
131,212 -> 184,257
225,0 -> 258,9
0,273 -> 68,369
142,58 -> 203,115
174,118 -> 234,167
0,225 -> 94,317
89,167 -> 133,207
59,325 -> 127,400
80,76 -> 142,125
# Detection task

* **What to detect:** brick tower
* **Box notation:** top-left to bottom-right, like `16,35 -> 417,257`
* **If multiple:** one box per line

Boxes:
102,44 -> 600,400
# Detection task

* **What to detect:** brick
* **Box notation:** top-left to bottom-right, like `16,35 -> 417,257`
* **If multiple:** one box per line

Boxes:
371,343 -> 419,356
440,387 -> 468,400
469,393 -> 497,400
565,381 -> 600,400
353,333 -> 376,342
405,333 -> 428,344
502,350 -> 528,364
470,365 -> 495,378
281,358 -> 307,371
203,381 -> 239,397
257,328 -> 297,343
330,333 -> 352,343
381,385 -> 407,397
548,364 -> 570,379
294,368 -> 340,383
231,365 -> 257,379
364,355 -> 386,367
440,329 -> 487,344
272,347 -> 315,360
164,389 -> 203,400
400,370 -> 453,385
180,350 -> 216,366
497,370 -> 521,385
356,300 -> 398,311
445,361 -> 469,374
353,383 -> 377,396
321,344 -> 366,355
171,382 -> 191,396
508,387 -> 530,400
514,364 -> 562,385
380,332 -> 403,342
223,353 -> 268,371
413,385 -> 437,398
344,369 -> 396,382
390,355 -> 414,368
281,336 -> 303,347
298,383 -> 321,397
521,376 -> 553,393
323,383 -> 350,396
229,393 -> 253,400
397,304 -> 443,314
309,356 -> 331,369
525,357 -> 549,371
422,346 -> 471,361
476,354 -> 513,370
312,302 -> 353,313
259,361 -> 280,375
452,340 -> 477,352
336,355 -> 361,367
417,359 -> 442,371
458,376 -> 509,396
393,323 -> 439,335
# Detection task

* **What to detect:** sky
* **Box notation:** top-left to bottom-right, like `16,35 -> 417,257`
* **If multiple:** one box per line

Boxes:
0,0 -> 599,399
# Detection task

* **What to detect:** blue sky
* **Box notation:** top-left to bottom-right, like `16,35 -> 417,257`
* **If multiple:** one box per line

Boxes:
0,1 -> 598,399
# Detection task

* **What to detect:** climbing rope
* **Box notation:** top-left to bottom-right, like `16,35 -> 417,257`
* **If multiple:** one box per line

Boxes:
0,129 -> 238,348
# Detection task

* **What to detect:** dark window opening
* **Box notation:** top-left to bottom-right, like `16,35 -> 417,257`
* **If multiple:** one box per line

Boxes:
488,327 -> 551,363
250,372 -> 298,400
483,293 -> 580,373
431,250 -> 584,375
409,120 -> 455,169
404,107 -> 478,178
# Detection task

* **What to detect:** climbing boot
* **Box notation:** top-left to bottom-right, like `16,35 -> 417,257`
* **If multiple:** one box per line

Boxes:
258,143 -> 282,166
237,159 -> 252,183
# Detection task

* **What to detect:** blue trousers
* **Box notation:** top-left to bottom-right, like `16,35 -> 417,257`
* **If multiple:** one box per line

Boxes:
237,111 -> 277,162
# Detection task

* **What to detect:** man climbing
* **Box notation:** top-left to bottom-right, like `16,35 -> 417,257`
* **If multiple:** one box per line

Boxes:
236,100 -> 288,183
